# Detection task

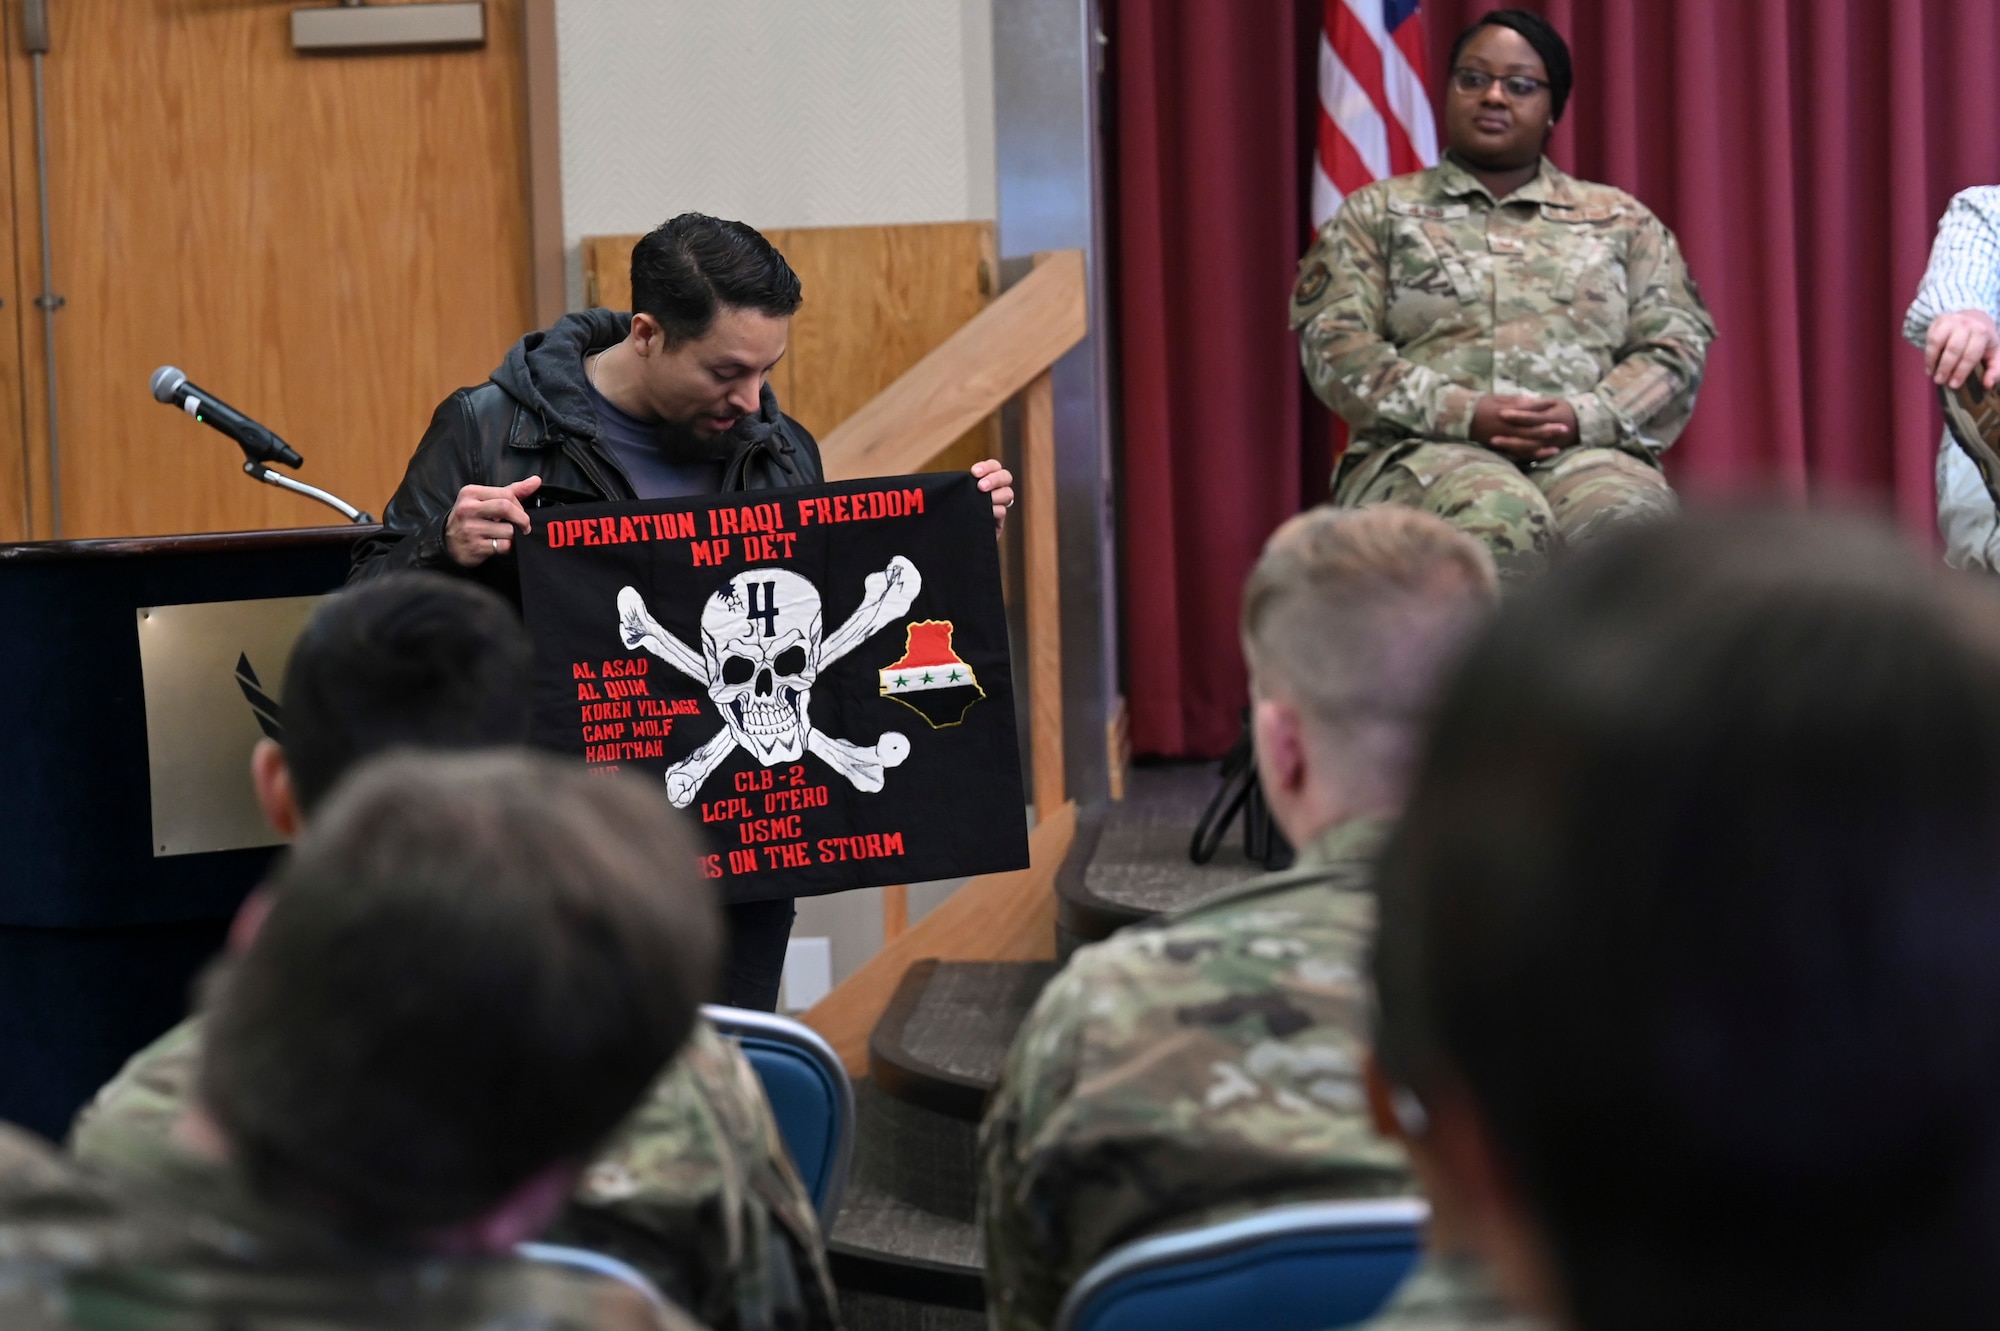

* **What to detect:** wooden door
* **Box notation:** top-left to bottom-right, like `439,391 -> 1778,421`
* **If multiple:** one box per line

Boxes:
2,0 -> 532,539
0,7 -> 29,542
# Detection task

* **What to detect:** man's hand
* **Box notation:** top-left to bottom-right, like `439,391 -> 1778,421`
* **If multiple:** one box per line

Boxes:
1472,395 -> 1578,463
444,476 -> 542,567
973,458 -> 1015,534
1925,310 -> 2000,390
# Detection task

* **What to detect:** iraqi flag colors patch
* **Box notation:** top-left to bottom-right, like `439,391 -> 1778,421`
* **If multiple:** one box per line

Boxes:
879,621 -> 986,728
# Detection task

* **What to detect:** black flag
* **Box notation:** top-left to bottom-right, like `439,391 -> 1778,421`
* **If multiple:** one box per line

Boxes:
518,472 -> 1029,903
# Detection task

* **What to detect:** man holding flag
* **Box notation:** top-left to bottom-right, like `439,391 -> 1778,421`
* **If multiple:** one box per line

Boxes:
1294,8 -> 1714,581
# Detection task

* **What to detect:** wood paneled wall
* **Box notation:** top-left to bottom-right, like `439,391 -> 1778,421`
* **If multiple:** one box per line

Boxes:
583,221 -> 1000,474
1,0 -> 533,540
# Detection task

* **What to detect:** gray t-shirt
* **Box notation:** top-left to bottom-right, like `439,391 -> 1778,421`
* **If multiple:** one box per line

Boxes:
584,374 -> 725,499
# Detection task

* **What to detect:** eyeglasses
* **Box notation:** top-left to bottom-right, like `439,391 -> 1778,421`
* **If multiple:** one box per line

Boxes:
1450,67 -> 1550,100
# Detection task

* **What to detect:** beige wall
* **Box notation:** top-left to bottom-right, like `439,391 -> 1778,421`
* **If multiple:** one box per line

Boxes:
554,0 -> 997,309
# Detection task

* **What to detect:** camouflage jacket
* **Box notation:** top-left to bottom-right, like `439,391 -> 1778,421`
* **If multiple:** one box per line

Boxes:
0,1118 -> 199,1293
979,818 -> 1413,1331
0,1120 -> 691,1331
1358,1255 -> 1550,1331
1292,156 -> 1715,457
69,1016 -> 835,1331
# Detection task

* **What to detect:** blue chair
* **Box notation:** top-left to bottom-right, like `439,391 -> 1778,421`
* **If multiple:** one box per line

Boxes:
701,1003 -> 855,1224
1053,1197 -> 1428,1331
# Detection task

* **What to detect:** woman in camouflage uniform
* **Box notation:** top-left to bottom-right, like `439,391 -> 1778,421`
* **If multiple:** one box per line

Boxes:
1293,10 -> 1714,581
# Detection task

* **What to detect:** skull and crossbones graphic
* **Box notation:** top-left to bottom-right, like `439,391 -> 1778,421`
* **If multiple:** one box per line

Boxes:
616,557 -> 921,807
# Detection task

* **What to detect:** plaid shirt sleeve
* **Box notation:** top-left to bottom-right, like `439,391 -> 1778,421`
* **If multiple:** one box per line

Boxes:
1905,187 -> 2000,348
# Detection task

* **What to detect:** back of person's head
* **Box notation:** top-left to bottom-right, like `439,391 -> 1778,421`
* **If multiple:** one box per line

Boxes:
280,573 -> 531,815
198,749 -> 720,1241
1241,504 -> 1497,802
1373,510 -> 2000,1329
1449,8 -> 1574,121
630,213 -> 803,345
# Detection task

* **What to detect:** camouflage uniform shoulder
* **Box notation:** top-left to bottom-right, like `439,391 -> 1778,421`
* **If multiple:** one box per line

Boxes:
1536,168 -> 1662,227
0,1120 -> 86,1201
0,1121 -> 234,1330
0,1121 -> 195,1273
61,1245 -> 712,1331
1359,166 -> 1457,210
68,1015 -> 204,1176
1292,166 -> 1462,332
1151,816 -> 1386,927
1048,818 -> 1389,1016
1151,856 -> 1371,927
561,1016 -> 837,1331
1310,167 -> 1454,238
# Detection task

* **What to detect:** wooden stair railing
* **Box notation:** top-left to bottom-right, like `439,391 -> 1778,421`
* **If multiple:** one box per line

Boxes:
817,249 -> 1086,481
803,250 -> 1088,1073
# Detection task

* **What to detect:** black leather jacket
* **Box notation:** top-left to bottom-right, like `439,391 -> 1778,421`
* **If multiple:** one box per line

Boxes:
349,308 -> 823,604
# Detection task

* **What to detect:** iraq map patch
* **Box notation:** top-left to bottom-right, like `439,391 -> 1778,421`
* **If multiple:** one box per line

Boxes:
879,620 -> 986,728
518,472 -> 1029,903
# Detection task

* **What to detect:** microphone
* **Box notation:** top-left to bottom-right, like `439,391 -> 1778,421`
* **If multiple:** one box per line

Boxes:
150,366 -> 304,469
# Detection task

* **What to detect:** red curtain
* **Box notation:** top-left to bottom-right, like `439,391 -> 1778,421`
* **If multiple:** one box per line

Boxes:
1112,0 -> 2000,759
1108,0 -> 1329,760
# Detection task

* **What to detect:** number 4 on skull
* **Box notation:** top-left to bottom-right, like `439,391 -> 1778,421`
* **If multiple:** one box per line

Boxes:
616,557 -> 923,808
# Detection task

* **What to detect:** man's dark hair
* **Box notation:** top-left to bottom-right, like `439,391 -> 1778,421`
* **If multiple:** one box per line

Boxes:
1373,512 -> 2000,1329
630,213 -> 803,345
280,572 -> 531,814
200,750 -> 720,1239
1449,8 -> 1572,121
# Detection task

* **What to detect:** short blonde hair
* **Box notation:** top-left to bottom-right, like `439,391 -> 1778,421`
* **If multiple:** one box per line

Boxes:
1241,505 -> 1497,737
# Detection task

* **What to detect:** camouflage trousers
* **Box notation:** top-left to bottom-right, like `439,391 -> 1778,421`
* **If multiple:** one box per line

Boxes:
1333,442 -> 1676,581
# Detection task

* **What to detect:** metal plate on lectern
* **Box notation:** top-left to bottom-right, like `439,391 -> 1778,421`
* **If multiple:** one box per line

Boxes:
137,596 -> 326,857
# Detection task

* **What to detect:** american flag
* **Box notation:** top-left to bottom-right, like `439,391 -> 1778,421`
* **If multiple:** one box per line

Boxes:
1312,0 -> 1439,229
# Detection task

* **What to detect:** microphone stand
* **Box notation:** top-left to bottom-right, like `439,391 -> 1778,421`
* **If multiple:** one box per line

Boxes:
154,363 -> 376,524
240,460 -> 376,525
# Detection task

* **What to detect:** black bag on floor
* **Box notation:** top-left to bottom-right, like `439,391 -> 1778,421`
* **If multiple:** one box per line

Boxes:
1189,710 -> 1294,871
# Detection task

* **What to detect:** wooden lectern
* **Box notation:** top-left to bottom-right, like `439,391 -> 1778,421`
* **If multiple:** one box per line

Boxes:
0,526 -> 365,1139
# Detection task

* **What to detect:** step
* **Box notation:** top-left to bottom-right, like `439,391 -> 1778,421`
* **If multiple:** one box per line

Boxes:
1058,764 -> 1268,955
871,960 -> 1061,1119
831,958 -> 1060,1323
827,1082 -> 987,1328
828,1171 -> 984,1321
862,960 -> 1059,1219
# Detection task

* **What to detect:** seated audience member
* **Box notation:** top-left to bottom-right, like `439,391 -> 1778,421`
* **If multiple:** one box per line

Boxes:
1368,512 -> 2000,1329
979,505 -> 1499,1331
38,751 -> 719,1328
1293,9 -> 1713,580
0,1121 -> 221,1330
70,574 -> 836,1331
1904,185 -> 2000,570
